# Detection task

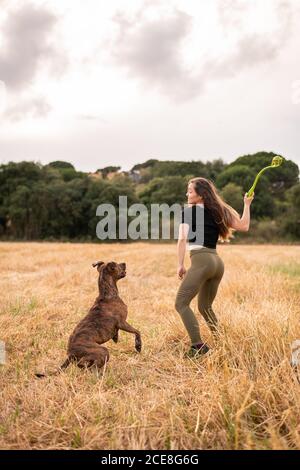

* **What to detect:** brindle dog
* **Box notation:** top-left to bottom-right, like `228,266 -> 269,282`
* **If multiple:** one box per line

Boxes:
35,261 -> 142,377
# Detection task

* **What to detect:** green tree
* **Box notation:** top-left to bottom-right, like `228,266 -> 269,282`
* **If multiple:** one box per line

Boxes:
47,161 -> 75,170
227,151 -> 299,195
139,176 -> 187,205
216,164 -> 276,219
97,166 -> 121,178
150,160 -> 209,179
131,159 -> 159,171
46,161 -> 85,182
278,183 -> 300,239
216,164 -> 257,190
220,182 -> 244,214
206,158 -> 227,181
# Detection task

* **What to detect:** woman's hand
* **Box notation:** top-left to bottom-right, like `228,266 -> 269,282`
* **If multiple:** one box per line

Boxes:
177,265 -> 186,280
244,192 -> 255,206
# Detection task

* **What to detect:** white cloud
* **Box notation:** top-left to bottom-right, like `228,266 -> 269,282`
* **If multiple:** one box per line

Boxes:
0,1 -> 68,121
0,2 -> 68,90
4,96 -> 51,121
102,0 -> 297,103
0,0 -> 299,170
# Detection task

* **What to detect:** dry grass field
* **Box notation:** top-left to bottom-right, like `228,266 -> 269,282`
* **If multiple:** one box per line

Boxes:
0,242 -> 300,450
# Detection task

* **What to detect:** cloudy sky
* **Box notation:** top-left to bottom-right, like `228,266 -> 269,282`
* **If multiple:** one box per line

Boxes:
0,0 -> 300,172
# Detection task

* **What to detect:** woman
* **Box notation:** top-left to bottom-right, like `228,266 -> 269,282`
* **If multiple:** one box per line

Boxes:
175,177 -> 255,357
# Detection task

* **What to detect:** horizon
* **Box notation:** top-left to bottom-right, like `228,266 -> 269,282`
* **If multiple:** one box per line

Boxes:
0,149 -> 293,175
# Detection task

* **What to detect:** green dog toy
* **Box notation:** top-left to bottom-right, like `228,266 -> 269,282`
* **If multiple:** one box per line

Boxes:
247,155 -> 284,197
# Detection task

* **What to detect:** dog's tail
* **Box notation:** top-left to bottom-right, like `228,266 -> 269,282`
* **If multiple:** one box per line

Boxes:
35,357 -> 72,379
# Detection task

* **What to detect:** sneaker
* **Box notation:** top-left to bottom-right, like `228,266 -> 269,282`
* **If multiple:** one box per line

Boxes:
187,342 -> 210,358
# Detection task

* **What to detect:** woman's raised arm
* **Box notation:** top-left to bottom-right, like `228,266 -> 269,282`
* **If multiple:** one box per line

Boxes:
230,192 -> 255,232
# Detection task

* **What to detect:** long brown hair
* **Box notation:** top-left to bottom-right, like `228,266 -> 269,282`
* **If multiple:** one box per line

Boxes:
188,177 -> 240,243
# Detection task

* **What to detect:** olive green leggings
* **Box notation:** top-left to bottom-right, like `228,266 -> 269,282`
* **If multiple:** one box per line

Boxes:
175,247 -> 224,345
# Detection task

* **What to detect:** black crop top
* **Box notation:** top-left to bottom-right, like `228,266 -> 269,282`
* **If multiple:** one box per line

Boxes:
181,204 -> 220,249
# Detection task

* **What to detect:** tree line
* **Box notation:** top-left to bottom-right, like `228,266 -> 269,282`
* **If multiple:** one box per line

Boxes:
0,151 -> 299,242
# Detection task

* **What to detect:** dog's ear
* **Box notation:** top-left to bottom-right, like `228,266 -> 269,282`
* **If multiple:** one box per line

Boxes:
92,261 -> 105,272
